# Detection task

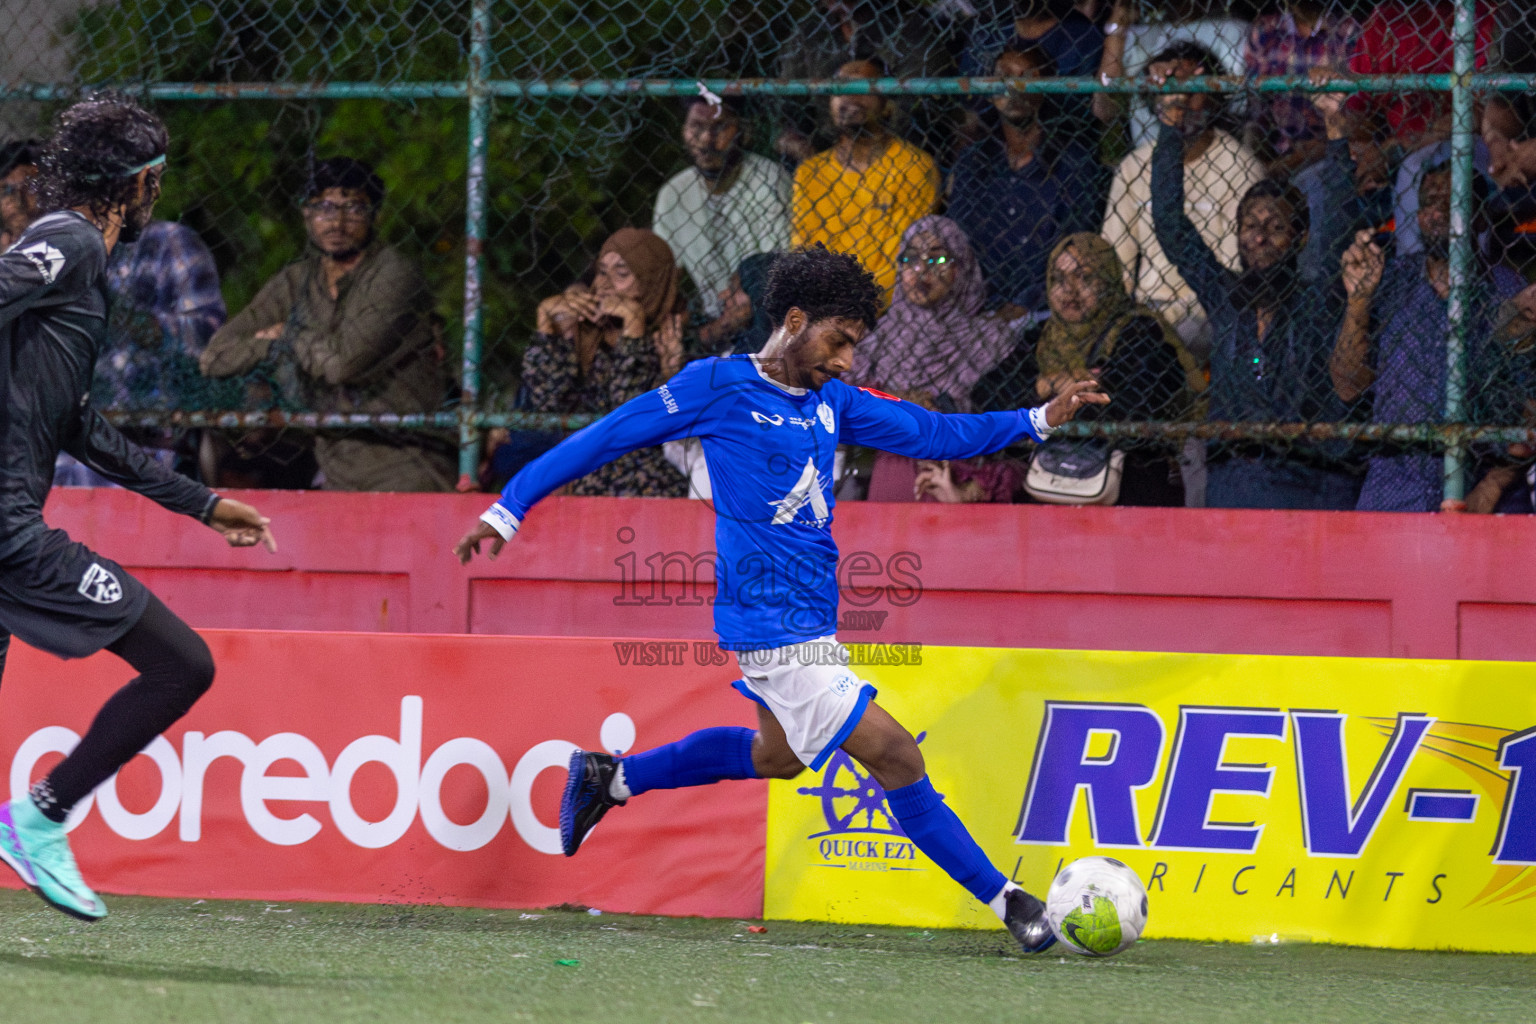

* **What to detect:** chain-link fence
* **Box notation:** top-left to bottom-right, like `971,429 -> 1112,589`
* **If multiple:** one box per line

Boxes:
3,1 -> 1534,511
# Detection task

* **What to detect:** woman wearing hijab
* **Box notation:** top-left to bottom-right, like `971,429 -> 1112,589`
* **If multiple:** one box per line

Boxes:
519,227 -> 689,497
854,215 -> 1023,502
974,232 -> 1202,506
855,215 -> 1018,411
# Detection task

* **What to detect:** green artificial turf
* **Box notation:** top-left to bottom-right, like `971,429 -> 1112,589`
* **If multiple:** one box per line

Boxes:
0,889 -> 1528,1023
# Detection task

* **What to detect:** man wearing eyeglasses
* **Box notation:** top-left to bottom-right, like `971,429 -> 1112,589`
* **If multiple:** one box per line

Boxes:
0,138 -> 41,250
201,156 -> 455,492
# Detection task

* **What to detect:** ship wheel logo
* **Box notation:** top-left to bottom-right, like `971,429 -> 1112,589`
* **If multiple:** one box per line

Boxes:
798,732 -> 928,838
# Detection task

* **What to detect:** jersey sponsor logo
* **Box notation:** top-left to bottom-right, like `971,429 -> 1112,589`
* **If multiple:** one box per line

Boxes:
16,241 -> 65,285
768,457 -> 831,526
657,384 -> 679,414
817,404 -> 835,433
750,411 -> 817,430
78,563 -> 123,605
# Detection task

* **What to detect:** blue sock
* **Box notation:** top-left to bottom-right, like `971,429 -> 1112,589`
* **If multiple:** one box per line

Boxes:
621,727 -> 759,796
886,776 -> 1007,904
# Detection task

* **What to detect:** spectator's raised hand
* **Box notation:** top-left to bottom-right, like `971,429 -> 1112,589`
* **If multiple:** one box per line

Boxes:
655,311 -> 686,378
1341,230 -> 1385,299
563,282 -> 600,322
913,460 -> 966,503
1307,67 -> 1351,123
1043,379 -> 1110,427
536,294 -> 582,337
594,292 -> 646,337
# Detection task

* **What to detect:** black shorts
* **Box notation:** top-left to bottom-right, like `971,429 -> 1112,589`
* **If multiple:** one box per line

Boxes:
0,528 -> 150,661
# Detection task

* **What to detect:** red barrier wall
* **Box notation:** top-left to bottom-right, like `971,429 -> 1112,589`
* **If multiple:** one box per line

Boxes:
1,632 -> 762,914
39,488 -> 1536,660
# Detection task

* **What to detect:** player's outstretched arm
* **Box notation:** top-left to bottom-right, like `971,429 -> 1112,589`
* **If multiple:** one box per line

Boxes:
839,378 -> 1110,460
66,408 -> 210,509
454,362 -> 708,565
66,409 -> 276,553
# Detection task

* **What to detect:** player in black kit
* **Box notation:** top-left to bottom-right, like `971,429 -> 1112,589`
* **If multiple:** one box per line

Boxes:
0,95 -> 276,920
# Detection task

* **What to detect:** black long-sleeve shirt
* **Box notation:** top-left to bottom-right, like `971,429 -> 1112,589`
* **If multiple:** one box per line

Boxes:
1150,125 -> 1357,430
0,211 -> 215,564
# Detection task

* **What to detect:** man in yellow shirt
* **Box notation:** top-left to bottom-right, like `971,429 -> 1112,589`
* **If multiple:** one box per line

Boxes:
791,59 -> 940,298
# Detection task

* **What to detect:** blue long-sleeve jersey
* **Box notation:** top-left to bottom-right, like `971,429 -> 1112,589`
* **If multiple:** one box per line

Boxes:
487,354 -> 1049,649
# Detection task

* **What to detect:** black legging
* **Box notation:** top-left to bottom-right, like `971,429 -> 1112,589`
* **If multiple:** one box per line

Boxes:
46,592 -> 215,813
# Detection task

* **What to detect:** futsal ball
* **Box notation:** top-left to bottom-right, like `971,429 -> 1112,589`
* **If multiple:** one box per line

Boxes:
1044,856 -> 1148,957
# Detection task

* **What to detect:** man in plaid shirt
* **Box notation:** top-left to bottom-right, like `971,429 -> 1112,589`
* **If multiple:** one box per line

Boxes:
1244,1 -> 1359,177
96,220 -> 226,411
55,220 -> 229,487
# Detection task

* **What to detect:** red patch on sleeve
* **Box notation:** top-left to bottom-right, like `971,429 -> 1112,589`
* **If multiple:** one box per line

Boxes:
857,386 -> 901,402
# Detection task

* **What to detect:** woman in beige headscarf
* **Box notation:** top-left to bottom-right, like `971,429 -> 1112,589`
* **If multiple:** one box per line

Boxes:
514,227 -> 688,497
974,232 -> 1202,506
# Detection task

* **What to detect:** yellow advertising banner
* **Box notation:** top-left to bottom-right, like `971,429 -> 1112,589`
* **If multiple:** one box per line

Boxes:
764,647 -> 1536,952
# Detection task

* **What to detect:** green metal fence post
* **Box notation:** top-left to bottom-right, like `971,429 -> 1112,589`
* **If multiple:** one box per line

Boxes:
1443,0 -> 1478,505
459,0 -> 492,486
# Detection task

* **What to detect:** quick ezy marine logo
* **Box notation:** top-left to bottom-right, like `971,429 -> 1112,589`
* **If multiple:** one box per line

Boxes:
796,737 -> 928,872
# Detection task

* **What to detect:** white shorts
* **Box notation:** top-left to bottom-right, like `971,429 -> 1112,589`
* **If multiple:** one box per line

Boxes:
732,637 -> 877,770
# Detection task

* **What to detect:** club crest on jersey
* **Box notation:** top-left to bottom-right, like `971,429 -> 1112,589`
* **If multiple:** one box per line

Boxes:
817,404 -> 835,433
78,563 -> 123,605
769,457 -> 831,526
17,241 -> 65,285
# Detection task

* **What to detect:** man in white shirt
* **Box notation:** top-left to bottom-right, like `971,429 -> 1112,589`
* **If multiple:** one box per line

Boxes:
1103,41 -> 1266,362
652,94 -> 792,350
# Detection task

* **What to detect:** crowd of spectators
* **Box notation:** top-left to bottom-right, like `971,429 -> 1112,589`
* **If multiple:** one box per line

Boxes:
9,0 -> 1536,513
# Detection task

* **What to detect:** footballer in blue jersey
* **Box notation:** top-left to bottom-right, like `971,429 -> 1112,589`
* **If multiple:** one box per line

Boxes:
454,246 -> 1108,953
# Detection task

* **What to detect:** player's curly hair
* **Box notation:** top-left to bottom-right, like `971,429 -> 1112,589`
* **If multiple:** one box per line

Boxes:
761,245 -> 881,331
33,92 -> 168,218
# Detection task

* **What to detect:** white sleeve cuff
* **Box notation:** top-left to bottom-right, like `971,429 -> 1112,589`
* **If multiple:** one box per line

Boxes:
480,503 -> 521,541
1028,405 -> 1056,440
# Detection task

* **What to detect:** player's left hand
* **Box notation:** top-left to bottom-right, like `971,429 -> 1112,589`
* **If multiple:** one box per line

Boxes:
209,498 -> 278,552
1043,379 -> 1110,427
454,520 -> 507,564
